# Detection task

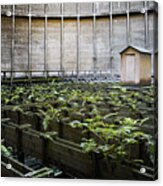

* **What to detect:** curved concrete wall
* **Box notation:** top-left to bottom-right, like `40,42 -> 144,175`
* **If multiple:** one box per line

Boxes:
1,1 -> 158,78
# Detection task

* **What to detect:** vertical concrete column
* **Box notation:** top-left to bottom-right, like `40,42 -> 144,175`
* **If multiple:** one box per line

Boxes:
11,5 -> 15,81
93,2 -> 97,73
109,2 -> 113,77
76,3 -> 80,78
152,3 -> 158,80
126,2 -> 130,44
28,5 -> 32,78
144,1 -> 149,49
60,3 -> 64,75
44,4 -> 48,77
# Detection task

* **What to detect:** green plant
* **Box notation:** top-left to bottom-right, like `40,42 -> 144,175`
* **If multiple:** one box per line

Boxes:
80,117 -> 154,164
38,104 -> 61,131
1,145 -> 12,157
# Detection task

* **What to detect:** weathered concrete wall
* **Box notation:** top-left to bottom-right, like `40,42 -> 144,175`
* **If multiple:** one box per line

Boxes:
80,3 -> 93,15
47,19 -> 61,71
130,14 -> 145,48
96,2 -> 109,14
63,19 -> 77,72
14,18 -> 28,71
63,3 -> 77,15
1,1 -> 158,78
96,17 -> 110,71
1,17 -> 12,71
15,5 -> 28,15
112,16 -> 127,75
31,19 -> 44,71
47,4 -> 61,15
80,18 -> 93,71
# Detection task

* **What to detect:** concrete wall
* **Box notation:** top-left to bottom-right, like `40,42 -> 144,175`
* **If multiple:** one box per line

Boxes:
80,18 -> 93,71
1,17 -> 12,71
47,19 -> 61,71
1,1 -> 158,78
14,18 -> 28,71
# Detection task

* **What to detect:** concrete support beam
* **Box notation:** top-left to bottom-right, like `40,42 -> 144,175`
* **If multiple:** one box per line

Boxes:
28,5 -> 32,78
126,2 -> 130,44
145,1 -> 149,48
93,2 -> 97,73
60,3 -> 63,74
109,2 -> 113,76
11,5 -> 15,81
76,3 -> 80,78
44,4 -> 48,77
152,3 -> 158,79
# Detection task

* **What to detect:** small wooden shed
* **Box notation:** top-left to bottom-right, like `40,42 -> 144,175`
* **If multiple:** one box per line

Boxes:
120,45 -> 151,85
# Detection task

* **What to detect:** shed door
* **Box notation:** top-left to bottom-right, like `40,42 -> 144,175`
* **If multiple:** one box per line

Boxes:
125,54 -> 136,82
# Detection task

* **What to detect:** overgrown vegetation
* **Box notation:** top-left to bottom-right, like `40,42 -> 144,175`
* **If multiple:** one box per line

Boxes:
2,82 -> 156,165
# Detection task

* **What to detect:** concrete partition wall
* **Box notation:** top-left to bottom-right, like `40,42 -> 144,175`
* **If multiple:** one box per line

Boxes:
1,2 -> 158,78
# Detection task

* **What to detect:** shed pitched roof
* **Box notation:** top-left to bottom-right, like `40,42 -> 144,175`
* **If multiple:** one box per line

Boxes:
120,45 -> 151,54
